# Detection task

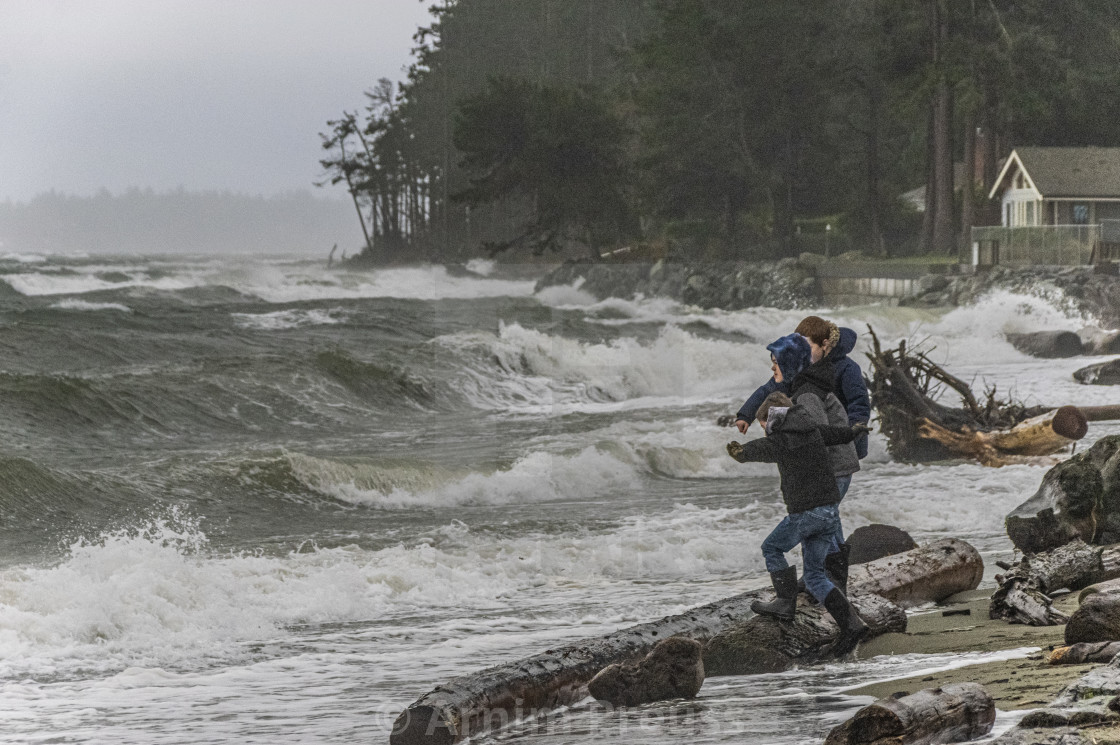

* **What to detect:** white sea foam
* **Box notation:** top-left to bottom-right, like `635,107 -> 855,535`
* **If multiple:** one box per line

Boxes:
0,252 -> 48,264
2,271 -> 195,296
0,259 -> 538,302
233,264 -> 536,303
442,321 -> 772,414
290,446 -> 645,509
464,258 -> 496,276
231,308 -> 347,330
50,299 -> 132,312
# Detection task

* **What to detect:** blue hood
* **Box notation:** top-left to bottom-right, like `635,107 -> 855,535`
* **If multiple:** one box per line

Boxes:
766,334 -> 811,383
829,327 -> 857,360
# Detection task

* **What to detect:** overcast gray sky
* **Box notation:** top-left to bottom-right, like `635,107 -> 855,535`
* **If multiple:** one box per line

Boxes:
0,0 -> 434,202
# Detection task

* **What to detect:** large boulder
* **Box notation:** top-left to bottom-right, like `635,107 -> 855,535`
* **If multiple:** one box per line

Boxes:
1066,592 -> 1120,644
1005,435 -> 1120,554
847,524 -> 918,564
587,636 -> 704,706
1006,330 -> 1083,358
1078,326 -> 1120,355
1074,358 -> 1120,386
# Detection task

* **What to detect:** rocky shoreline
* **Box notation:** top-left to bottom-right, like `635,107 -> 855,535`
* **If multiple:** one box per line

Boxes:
534,258 -> 1120,327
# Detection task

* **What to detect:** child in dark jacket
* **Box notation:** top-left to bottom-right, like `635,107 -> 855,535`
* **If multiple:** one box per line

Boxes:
727,390 -> 871,655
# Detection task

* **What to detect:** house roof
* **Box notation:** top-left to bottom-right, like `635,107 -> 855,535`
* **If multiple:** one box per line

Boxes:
1006,147 -> 1120,198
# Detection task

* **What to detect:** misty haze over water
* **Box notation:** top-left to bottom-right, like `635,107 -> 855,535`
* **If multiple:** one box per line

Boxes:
0,189 -> 365,257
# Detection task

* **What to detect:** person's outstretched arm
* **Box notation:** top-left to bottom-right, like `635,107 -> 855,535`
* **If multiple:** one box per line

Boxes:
726,438 -> 779,463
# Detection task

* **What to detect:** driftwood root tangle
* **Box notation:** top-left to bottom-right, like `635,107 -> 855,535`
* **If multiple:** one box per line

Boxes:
824,682 -> 995,745
990,539 -> 1120,626
866,326 -> 1093,465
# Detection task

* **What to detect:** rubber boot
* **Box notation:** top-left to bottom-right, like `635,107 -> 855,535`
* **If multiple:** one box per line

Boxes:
824,543 -> 851,596
751,566 -> 798,621
823,588 -> 868,656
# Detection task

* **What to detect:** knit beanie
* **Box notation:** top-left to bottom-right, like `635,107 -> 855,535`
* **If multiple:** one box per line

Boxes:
766,333 -> 811,382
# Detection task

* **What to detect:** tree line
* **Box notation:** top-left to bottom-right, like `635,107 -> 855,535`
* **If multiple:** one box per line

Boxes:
321,0 -> 1120,263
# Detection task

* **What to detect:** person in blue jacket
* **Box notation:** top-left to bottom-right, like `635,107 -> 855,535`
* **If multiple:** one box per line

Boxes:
733,317 -> 871,594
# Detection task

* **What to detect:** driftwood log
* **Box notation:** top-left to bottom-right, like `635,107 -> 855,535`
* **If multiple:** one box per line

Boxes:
390,539 -> 984,745
1048,641 -> 1120,665
990,539 -> 1120,626
703,593 -> 905,675
848,537 -> 984,607
824,683 -> 995,745
867,326 -> 1097,465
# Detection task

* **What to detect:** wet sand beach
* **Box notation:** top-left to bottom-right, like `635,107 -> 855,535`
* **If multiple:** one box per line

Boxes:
847,589 -> 1091,710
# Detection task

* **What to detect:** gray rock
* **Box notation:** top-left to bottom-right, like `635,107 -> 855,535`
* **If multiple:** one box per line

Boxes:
587,636 -> 704,707
847,524 -> 918,564
917,274 -> 950,294
1066,593 -> 1120,644
1006,331 -> 1084,358
1005,435 -> 1120,554
1074,359 -> 1120,385
1078,326 -> 1120,355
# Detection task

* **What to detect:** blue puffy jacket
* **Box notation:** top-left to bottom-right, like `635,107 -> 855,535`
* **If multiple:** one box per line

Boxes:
736,327 -> 871,458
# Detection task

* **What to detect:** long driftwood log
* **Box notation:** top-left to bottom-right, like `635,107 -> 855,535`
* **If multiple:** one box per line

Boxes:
703,593 -> 905,676
824,683 -> 996,745
848,537 -> 984,607
390,539 -> 984,745
990,539 -> 1120,626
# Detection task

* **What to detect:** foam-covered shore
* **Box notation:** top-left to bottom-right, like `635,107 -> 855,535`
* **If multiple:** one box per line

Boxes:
536,259 -> 1120,326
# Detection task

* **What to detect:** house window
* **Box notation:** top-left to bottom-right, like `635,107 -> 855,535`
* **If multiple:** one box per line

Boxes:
1025,201 -> 1036,225
1073,203 -> 1089,224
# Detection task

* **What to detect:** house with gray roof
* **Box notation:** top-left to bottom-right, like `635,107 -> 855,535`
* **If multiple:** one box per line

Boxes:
989,146 -> 1120,227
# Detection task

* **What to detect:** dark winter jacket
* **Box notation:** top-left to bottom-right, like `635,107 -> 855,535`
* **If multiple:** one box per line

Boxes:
736,326 -> 872,458
728,402 -> 859,514
828,327 -> 872,458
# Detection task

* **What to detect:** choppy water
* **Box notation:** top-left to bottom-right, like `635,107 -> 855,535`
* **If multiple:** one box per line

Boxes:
0,252 -> 1115,743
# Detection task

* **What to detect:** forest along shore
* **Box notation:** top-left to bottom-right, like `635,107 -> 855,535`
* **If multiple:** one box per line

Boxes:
533,258 -> 1120,325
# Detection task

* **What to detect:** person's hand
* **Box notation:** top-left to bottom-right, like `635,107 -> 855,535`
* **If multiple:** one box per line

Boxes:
735,418 -> 750,434
727,441 -> 745,461
852,422 -> 872,436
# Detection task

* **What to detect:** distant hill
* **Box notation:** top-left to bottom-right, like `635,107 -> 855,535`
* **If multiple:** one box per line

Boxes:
0,188 -> 364,256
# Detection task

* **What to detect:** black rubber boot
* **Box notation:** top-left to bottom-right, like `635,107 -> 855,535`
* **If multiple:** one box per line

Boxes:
824,542 -> 851,596
823,588 -> 869,656
751,566 -> 798,621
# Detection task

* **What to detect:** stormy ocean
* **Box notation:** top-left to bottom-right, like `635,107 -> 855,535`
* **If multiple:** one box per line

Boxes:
0,253 -> 1115,744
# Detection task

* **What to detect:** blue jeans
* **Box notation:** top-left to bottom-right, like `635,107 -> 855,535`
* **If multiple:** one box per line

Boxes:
830,475 -> 852,552
761,503 -> 841,603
